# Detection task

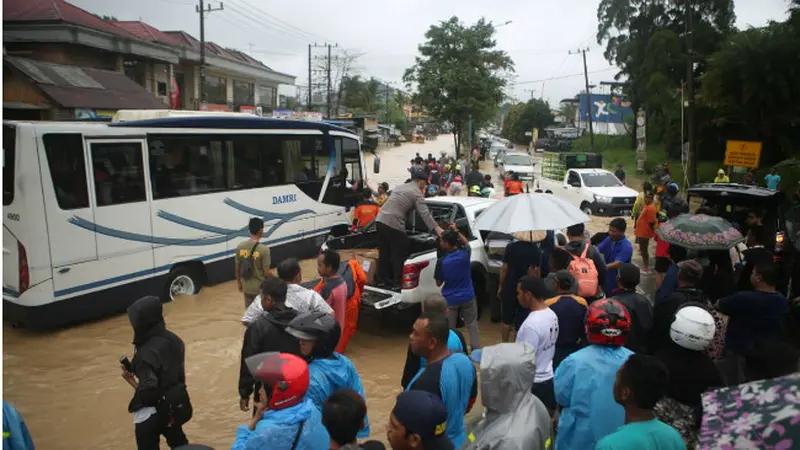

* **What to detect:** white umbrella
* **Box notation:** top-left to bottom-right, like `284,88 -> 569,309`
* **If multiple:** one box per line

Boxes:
474,193 -> 590,233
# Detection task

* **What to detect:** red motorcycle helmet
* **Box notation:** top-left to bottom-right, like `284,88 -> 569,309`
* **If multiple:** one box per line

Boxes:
244,352 -> 309,410
585,299 -> 631,346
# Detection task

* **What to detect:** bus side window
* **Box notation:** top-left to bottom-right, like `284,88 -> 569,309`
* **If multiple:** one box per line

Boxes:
3,125 -> 16,206
230,135 -> 285,188
148,135 -> 230,199
90,142 -> 146,206
43,134 -> 89,210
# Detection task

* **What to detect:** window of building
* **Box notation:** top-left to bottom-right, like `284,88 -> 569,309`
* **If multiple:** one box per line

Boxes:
148,135 -> 231,200
43,133 -> 89,210
157,81 -> 168,96
90,142 -> 146,206
3,125 -> 16,206
203,75 -> 227,105
257,85 -> 276,109
233,80 -> 255,106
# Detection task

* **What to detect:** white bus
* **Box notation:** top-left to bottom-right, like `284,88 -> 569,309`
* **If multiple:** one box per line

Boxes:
3,115 -> 366,327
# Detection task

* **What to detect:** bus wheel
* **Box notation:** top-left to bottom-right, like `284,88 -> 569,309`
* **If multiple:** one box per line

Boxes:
164,266 -> 201,302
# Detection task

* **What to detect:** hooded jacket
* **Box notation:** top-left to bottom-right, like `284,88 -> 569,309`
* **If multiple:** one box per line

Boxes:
463,343 -> 552,450
554,345 -> 633,450
306,354 -> 371,438
232,397 -> 329,450
127,296 -> 186,412
3,402 -> 34,450
238,304 -> 301,399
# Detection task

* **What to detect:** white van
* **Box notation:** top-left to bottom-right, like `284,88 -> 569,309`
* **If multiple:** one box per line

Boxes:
2,115 -> 366,327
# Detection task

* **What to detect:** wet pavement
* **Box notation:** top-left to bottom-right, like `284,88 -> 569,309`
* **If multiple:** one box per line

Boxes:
2,137 -> 652,449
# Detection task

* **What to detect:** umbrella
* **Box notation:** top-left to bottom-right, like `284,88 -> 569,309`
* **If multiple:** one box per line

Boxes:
473,193 -> 590,234
698,373 -> 800,450
655,214 -> 744,250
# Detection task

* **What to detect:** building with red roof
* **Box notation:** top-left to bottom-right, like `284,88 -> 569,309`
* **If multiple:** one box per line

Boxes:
4,0 -> 295,117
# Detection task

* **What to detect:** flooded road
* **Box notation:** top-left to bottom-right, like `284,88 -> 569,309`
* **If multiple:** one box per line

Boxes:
3,138 -> 645,449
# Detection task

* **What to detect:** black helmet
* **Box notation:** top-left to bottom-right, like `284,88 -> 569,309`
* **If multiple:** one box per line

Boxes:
286,312 -> 340,359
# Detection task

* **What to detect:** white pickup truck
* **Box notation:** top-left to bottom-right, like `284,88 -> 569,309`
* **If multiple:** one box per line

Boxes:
321,196 -> 495,318
538,168 -> 639,216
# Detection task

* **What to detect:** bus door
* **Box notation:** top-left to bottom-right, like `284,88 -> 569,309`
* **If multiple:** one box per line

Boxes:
323,133 -> 363,208
86,138 -> 155,285
39,132 -> 99,295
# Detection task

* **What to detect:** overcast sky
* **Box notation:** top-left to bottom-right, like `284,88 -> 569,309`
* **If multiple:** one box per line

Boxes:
72,0 -> 790,107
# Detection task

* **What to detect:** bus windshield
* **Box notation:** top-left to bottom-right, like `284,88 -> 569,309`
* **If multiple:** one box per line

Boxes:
505,154 -> 532,166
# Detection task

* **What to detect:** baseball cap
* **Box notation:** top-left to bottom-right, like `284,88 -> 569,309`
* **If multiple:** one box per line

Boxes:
392,391 -> 454,450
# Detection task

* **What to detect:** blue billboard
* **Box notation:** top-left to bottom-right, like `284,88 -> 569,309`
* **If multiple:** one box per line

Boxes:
578,94 -> 634,124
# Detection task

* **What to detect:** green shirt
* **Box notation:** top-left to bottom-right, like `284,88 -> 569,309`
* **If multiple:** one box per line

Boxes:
595,419 -> 686,450
235,239 -> 270,295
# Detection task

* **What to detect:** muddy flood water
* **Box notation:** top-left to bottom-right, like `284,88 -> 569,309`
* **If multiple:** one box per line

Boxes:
3,138 -> 646,449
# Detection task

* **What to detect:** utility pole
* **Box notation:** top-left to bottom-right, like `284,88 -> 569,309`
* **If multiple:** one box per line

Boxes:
308,43 -> 336,115
326,44 -> 333,119
524,88 -> 536,100
307,44 -> 312,111
685,0 -> 697,185
196,0 -> 223,107
571,48 -> 595,152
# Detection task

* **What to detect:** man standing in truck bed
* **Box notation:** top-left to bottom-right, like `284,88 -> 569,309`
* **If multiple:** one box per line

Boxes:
375,172 -> 444,286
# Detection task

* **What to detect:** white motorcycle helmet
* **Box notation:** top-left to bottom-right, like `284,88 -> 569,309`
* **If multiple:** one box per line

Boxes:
669,305 -> 716,351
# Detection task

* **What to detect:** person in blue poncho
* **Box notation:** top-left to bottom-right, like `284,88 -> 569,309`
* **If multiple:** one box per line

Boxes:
3,401 -> 34,450
401,294 -> 468,389
285,311 -> 371,439
232,352 -> 329,450
406,312 -> 477,449
554,299 -> 634,450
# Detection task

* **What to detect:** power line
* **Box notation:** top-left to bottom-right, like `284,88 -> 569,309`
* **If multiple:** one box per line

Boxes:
512,67 -> 617,85
227,0 -> 329,43
223,2 -> 314,47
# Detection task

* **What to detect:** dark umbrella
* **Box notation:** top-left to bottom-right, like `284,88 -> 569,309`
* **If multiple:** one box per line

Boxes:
656,214 -> 744,251
698,373 -> 800,450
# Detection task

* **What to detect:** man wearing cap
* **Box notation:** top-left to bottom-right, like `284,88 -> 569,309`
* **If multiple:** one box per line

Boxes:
375,173 -> 444,286
387,390 -> 454,450
406,312 -> 477,448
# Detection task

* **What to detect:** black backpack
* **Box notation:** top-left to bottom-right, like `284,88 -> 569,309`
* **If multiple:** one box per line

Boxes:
239,242 -> 260,280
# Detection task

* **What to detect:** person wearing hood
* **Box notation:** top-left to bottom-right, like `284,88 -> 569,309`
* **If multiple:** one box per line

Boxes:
3,401 -> 34,450
314,252 -> 367,354
714,169 -> 730,183
323,389 -> 386,450
286,311 -> 371,438
554,299 -> 634,450
122,296 -> 191,450
233,352 -> 329,450
463,343 -> 552,450
239,278 -> 301,415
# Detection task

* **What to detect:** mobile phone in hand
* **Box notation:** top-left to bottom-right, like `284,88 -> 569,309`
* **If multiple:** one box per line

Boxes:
120,355 -> 133,373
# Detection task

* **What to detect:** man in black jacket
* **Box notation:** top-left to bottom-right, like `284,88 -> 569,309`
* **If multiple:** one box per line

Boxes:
122,296 -> 191,450
238,277 -> 301,414
651,260 -> 707,353
610,263 -> 654,354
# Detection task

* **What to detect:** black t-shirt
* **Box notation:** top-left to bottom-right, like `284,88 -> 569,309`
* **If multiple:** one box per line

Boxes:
718,289 -> 788,354
502,241 -> 542,299
736,247 -> 773,291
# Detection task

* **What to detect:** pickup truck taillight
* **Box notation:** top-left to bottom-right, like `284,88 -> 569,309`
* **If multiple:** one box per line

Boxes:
402,261 -> 429,290
19,240 -> 29,295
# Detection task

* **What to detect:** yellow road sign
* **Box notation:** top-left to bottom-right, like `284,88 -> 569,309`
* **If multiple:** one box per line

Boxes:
724,140 -> 762,168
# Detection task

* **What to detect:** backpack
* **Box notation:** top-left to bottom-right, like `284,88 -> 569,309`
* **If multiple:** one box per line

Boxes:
239,242 -> 260,280
569,243 -> 599,297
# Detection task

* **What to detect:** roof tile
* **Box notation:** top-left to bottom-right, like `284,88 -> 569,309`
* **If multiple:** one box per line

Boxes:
4,0 -> 137,38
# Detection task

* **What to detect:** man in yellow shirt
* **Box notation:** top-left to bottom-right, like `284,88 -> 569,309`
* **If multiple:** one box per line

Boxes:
235,217 -> 273,308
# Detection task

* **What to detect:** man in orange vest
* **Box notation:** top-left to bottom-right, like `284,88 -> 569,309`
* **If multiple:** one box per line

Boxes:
351,188 -> 380,230
314,256 -> 366,353
505,173 -> 524,196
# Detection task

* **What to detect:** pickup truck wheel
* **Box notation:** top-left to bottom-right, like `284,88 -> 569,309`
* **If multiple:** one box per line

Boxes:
581,202 -> 593,216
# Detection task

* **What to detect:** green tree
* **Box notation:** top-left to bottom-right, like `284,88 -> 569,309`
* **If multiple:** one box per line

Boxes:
501,99 -> 555,144
559,102 -> 578,125
404,16 -> 514,156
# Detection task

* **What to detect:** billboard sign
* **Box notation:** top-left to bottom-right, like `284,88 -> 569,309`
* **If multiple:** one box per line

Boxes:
578,94 -> 633,124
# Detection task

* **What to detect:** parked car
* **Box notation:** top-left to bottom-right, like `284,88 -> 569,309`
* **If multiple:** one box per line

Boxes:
538,168 -> 638,216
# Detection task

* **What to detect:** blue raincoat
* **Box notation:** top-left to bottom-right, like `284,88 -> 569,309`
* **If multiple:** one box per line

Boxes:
232,397 -> 329,450
554,345 -> 634,450
305,353 -> 371,438
3,402 -> 34,450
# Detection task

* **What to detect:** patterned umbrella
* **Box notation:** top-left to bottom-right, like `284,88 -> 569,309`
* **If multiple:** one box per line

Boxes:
655,214 -> 744,250
699,373 -> 800,450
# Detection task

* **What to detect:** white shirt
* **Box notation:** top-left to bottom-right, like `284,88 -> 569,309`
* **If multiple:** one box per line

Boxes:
241,283 -> 334,325
516,308 -> 559,383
